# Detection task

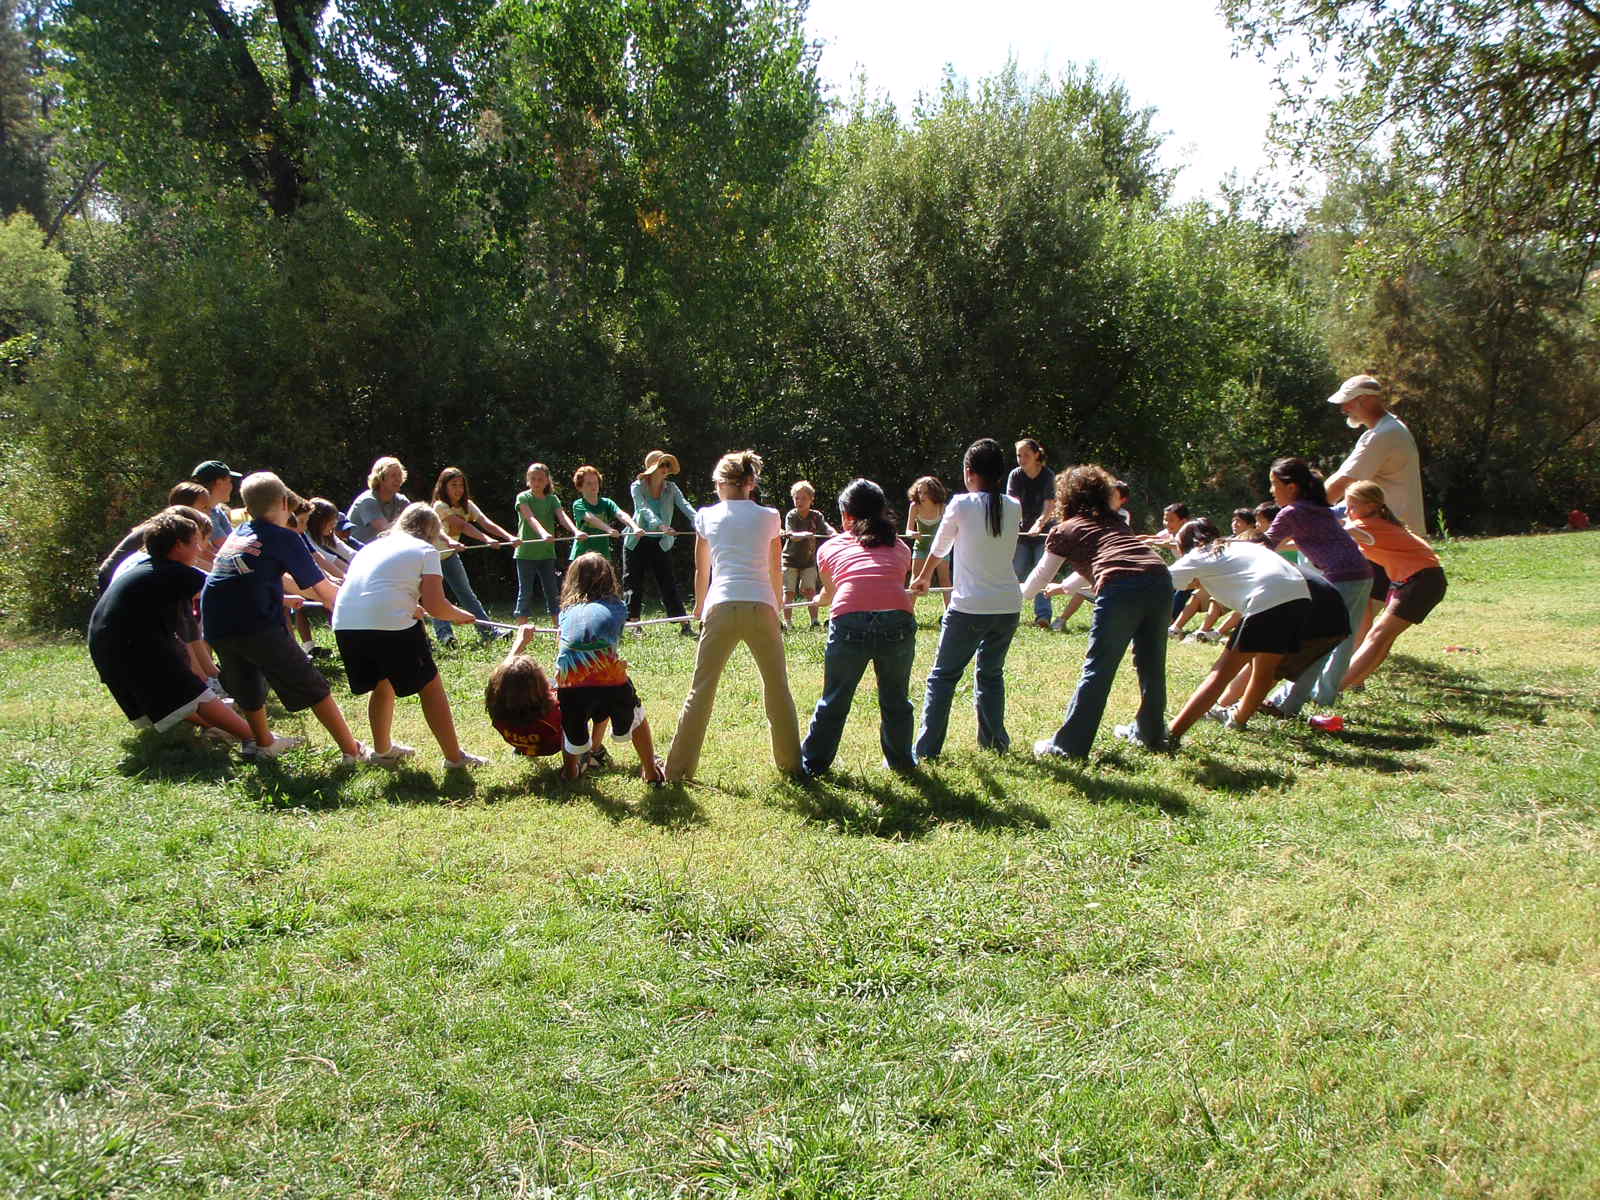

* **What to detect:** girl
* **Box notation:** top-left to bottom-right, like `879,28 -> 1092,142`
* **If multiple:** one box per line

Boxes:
906,476 -> 951,609
432,467 -> 516,646
331,502 -> 486,769
664,450 -> 801,782
485,626 -> 564,759
570,466 -> 643,561
552,553 -> 664,784
1008,438 -> 1054,627
801,479 -> 917,775
1023,465 -> 1171,757
513,462 -> 579,623
306,498 -> 359,579
1256,457 -> 1373,717
1163,518 -> 1347,744
625,450 -> 697,629
909,438 -> 1022,759
1049,481 -> 1130,633
1340,480 -> 1448,691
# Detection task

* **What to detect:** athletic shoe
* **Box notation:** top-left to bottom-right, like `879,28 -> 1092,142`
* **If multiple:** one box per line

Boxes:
1194,629 -> 1223,645
243,734 -> 303,760
1033,738 -> 1071,760
341,741 -> 374,766
644,756 -> 667,788
444,751 -> 486,771
367,742 -> 417,769
1113,723 -> 1162,751
1167,625 -> 1184,639
677,622 -> 696,637
1203,705 -> 1232,724
1307,713 -> 1344,733
1050,616 -> 1067,632
1256,700 -> 1288,719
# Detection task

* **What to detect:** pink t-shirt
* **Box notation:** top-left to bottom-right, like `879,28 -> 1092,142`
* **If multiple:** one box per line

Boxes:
818,534 -> 914,616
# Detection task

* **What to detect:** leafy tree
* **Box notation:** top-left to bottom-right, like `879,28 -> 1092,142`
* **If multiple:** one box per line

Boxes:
0,0 -> 51,225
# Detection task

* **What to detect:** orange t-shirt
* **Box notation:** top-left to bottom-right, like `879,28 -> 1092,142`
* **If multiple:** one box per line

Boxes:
1345,517 -> 1439,584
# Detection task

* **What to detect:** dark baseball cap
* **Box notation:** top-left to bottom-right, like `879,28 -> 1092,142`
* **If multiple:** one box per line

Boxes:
192,460 -> 243,483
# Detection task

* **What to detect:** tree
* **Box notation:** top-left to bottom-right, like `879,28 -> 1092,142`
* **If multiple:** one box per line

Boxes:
1223,0 -> 1600,268
0,0 -> 51,225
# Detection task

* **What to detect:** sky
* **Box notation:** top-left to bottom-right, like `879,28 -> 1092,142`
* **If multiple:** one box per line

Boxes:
803,0 -> 1288,205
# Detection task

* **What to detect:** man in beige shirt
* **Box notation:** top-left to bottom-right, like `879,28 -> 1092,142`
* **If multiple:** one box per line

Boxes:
1324,374 -> 1427,534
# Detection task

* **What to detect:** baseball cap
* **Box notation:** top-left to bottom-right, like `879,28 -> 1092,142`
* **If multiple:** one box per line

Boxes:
1325,375 -> 1383,405
192,460 -> 243,483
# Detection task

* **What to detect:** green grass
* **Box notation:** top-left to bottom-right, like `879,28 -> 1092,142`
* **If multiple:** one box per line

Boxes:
2,533 -> 1597,1197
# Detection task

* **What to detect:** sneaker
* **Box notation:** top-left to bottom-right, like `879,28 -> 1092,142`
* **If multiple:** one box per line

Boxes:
242,734 -> 303,760
341,741 -> 373,766
1114,723 -> 1159,750
810,619 -> 821,629
300,641 -> 316,660
1256,700 -> 1288,719
444,751 -> 486,771
1050,616 -> 1067,632
1308,713 -> 1344,733
1194,629 -> 1223,645
1203,705 -> 1232,724
677,622 -> 697,637
1167,625 -> 1184,640
585,744 -> 613,770
1223,712 -> 1246,731
1033,738 -> 1071,760
643,755 -> 667,788
367,742 -> 417,769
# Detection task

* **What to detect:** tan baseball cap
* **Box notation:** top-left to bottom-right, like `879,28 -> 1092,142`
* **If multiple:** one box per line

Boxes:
1326,375 -> 1384,405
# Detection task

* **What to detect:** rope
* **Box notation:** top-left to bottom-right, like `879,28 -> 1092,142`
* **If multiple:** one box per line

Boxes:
444,527 -> 1052,550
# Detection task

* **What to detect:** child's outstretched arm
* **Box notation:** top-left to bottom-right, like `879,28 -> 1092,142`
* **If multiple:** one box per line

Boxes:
518,502 -> 553,541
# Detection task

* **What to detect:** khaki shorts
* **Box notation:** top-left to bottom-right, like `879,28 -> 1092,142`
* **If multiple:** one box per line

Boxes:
783,565 -> 820,595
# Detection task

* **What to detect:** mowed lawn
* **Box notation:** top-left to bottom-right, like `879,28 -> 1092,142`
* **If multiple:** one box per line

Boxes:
2,533 -> 1597,1198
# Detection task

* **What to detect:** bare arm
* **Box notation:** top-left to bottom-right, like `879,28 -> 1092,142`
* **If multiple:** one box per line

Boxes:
420,574 -> 476,623
517,502 -> 552,541
691,536 -> 711,620
768,535 -> 784,611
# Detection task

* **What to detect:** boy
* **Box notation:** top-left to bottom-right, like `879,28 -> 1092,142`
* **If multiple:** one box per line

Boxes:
200,471 -> 369,762
782,480 -> 836,630
192,460 -> 244,548
88,510 -> 255,744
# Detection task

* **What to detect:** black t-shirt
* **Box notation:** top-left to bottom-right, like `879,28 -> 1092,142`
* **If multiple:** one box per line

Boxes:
1007,467 -> 1054,530
88,556 -> 206,654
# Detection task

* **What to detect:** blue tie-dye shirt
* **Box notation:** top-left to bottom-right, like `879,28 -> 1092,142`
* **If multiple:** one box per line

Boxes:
555,595 -> 628,688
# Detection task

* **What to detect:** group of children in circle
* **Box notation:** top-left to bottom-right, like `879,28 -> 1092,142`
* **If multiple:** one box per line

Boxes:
88,431 -> 1445,787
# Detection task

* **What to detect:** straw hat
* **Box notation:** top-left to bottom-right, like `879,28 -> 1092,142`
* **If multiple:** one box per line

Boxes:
638,450 -> 680,478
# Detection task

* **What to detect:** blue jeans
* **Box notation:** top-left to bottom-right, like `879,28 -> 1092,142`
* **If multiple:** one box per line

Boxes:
1013,540 -> 1053,622
514,557 -> 561,621
915,609 -> 1020,761
1047,570 -> 1171,757
432,553 -> 498,643
802,609 -> 918,774
1271,575 -> 1372,714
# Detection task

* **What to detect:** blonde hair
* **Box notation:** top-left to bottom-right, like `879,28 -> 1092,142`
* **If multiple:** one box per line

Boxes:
395,500 -> 442,543
368,456 -> 406,491
712,450 -> 762,490
1346,480 -> 1406,528
790,479 -> 814,502
239,471 -> 288,519
525,462 -> 553,494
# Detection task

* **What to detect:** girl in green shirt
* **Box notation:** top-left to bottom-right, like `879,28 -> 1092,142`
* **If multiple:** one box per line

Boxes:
514,463 -> 579,621
570,465 -> 643,561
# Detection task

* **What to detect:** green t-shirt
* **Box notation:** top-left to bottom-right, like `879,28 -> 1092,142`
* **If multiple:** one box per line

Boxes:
569,496 -> 623,559
514,491 -> 564,562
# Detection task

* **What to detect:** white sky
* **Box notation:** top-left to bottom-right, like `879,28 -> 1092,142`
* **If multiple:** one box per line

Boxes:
804,0 -> 1287,205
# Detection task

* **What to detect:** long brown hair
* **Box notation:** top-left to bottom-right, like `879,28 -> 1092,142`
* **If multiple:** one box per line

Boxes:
484,655 -> 554,724
560,551 -> 620,608
433,467 -> 470,506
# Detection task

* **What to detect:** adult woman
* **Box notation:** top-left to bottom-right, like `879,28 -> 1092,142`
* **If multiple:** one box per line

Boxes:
1007,437 -> 1055,627
625,450 -> 698,631
663,450 -> 801,782
910,438 -> 1022,759
348,457 -> 409,545
331,502 -> 486,770
801,479 -> 917,775
430,467 -> 515,646
1257,456 -> 1373,717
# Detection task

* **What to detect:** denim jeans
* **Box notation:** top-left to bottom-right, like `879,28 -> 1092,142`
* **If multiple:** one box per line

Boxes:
514,557 -> 561,621
1012,539 -> 1053,622
432,552 -> 498,643
1047,570 -> 1171,757
802,609 -> 918,774
915,608 -> 1020,761
1270,575 -> 1372,714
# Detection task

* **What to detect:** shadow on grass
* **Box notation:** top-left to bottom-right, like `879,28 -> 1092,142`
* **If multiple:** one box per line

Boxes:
1184,753 -> 1291,794
117,732 -> 237,783
775,764 -> 1052,839
1031,756 -> 1192,816
478,769 -> 709,830
1377,653 -> 1554,723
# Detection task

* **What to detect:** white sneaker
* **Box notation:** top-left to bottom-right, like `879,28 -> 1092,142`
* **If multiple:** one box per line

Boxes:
445,751 -> 486,771
1033,738 -> 1071,760
1203,705 -> 1232,724
367,742 -> 416,769
1050,616 -> 1067,632
341,741 -> 373,766
243,734 -> 303,760
1114,723 -> 1156,750
1194,629 -> 1223,645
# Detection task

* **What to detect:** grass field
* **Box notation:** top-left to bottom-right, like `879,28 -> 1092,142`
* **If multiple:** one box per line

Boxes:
2,532 -> 1597,1198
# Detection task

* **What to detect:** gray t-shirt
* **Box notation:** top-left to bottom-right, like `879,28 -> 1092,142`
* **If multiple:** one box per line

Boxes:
347,488 -> 408,545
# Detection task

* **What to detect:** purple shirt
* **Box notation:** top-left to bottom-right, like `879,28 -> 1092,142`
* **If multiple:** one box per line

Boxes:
1263,502 -> 1372,583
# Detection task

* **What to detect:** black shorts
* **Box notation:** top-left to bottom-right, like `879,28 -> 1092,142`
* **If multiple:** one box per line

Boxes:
556,682 -> 645,755
1367,560 -> 1391,605
336,622 -> 439,698
210,626 -> 332,712
91,635 -> 209,731
1389,565 -> 1447,625
1274,578 -> 1352,680
176,604 -> 201,643
1228,597 -> 1312,655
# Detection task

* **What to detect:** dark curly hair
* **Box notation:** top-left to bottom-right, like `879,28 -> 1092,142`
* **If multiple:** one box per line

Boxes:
1054,465 -> 1119,523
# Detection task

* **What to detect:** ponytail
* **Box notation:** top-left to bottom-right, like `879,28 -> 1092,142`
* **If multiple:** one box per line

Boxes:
1269,456 -> 1328,506
838,479 -> 898,548
1345,480 -> 1406,528
1177,517 -> 1222,555
712,449 -> 762,490
964,438 -> 1007,537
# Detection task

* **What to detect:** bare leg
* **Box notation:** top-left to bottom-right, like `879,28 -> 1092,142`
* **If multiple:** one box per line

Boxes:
631,717 -> 663,781
192,697 -> 253,740
1231,655 -> 1285,727
591,717 -> 611,751
1218,611 -> 1242,636
241,706 -> 273,746
1216,658 -> 1254,706
368,679 -> 397,754
310,694 -> 363,756
188,639 -> 219,680
1342,611 -> 1414,690
1171,588 -> 1205,634
1059,593 -> 1086,625
1200,600 -> 1227,633
781,588 -> 795,629
1356,598 -> 1380,647
937,560 -> 953,607
805,587 -> 821,624
1170,647 -> 1251,740
416,674 -> 463,761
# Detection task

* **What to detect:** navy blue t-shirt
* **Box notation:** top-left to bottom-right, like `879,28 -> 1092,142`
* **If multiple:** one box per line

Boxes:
201,519 -> 325,640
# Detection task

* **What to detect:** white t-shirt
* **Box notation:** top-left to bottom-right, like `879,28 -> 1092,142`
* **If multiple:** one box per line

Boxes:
1337,412 -> 1425,533
332,531 -> 442,632
694,499 -> 782,613
929,491 -> 1022,615
1168,541 -> 1309,617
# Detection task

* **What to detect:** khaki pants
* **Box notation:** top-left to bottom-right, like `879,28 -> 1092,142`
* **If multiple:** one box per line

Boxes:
665,601 -> 801,781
